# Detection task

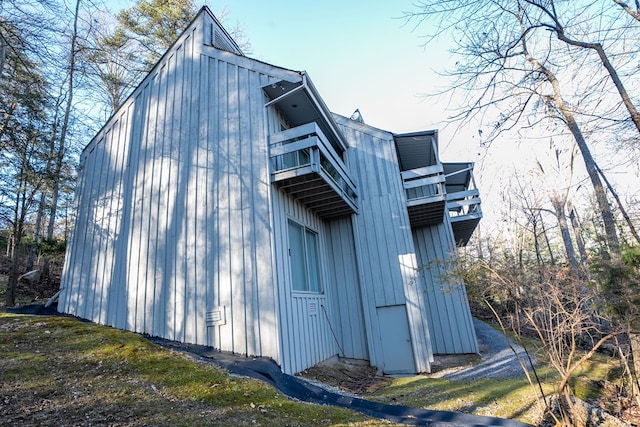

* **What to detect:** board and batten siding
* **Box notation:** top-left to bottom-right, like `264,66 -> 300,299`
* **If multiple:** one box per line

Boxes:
60,18 -> 284,363
413,215 -> 478,354
326,217 -> 369,361
335,115 -> 433,373
270,188 -> 340,374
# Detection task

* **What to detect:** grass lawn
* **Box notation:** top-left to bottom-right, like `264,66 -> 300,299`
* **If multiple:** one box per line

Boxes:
362,333 -> 626,426
0,300 -> 626,426
0,312 -> 394,426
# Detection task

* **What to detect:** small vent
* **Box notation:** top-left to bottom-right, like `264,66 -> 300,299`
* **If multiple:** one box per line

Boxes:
206,306 -> 226,326
308,301 -> 318,316
210,23 -> 236,53
214,31 -> 235,52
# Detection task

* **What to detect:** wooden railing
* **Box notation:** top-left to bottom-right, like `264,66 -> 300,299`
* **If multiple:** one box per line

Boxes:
269,122 -> 358,216
400,164 -> 446,227
447,189 -> 482,220
444,165 -> 482,221
401,164 -> 446,206
443,164 -> 482,245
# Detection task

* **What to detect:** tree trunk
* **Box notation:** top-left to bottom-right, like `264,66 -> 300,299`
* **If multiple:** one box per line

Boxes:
0,38 -> 5,81
612,0 -> 640,21
6,222 -> 24,307
476,223 -> 485,261
629,332 -> 640,406
540,215 -> 556,266
43,0 -> 80,277
568,204 -> 588,265
538,2 -> 640,136
556,33 -> 640,136
28,195 -> 46,271
6,172 -> 27,307
595,162 -> 640,245
550,194 -> 579,269
521,37 -> 620,257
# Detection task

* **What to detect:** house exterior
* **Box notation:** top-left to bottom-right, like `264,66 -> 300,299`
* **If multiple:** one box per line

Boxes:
58,6 -> 482,375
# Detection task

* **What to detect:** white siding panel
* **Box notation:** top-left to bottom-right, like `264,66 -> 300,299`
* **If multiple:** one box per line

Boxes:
193,51 -> 209,346
61,10 -> 340,374
194,52 -> 278,356
216,58 -> 233,351
144,58 -> 165,340
173,42 -> 189,343
228,62 -> 245,355
341,126 -> 407,308
183,35 -> 200,345
107,104 -> 129,330
102,121 -> 124,325
253,73 -> 277,359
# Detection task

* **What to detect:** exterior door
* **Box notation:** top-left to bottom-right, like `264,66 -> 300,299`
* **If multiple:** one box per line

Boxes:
377,305 -> 415,374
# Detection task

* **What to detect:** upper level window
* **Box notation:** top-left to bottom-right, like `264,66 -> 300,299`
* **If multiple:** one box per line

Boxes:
288,219 -> 321,293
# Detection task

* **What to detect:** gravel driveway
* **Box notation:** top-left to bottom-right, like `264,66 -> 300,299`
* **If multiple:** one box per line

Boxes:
433,318 -> 536,382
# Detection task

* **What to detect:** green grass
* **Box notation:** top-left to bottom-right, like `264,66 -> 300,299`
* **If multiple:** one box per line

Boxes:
1,310 -> 624,426
0,312 -> 391,426
363,334 -> 624,426
365,372 -> 552,425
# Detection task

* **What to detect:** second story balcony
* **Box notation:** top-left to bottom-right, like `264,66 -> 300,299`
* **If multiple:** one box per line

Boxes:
401,164 -> 446,227
444,163 -> 482,246
269,122 -> 358,219
394,131 -> 446,228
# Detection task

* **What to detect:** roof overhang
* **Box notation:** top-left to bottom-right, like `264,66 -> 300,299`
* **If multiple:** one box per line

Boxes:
393,130 -> 439,171
263,73 -> 348,154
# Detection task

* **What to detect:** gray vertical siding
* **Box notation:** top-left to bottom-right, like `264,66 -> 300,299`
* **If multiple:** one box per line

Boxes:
270,188 -> 339,374
413,215 -> 479,354
59,6 -> 477,377
335,116 -> 433,373
327,217 -> 369,361
60,16 -> 284,363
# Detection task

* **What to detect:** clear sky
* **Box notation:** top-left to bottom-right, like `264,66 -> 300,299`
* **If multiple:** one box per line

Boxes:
220,1 -> 451,133
108,0 -> 478,158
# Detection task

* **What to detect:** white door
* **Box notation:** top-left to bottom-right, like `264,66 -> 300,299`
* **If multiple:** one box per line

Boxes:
377,305 -> 415,374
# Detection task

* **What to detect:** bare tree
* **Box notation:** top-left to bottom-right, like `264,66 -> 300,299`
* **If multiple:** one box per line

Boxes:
521,0 -> 640,137
78,12 -> 142,116
407,0 -> 622,256
0,30 -> 49,306
535,139 -> 580,269
612,0 -> 640,21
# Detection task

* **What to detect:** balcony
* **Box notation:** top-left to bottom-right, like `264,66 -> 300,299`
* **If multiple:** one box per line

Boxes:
444,163 -> 482,246
401,164 -> 446,227
269,122 -> 358,219
394,131 -> 446,228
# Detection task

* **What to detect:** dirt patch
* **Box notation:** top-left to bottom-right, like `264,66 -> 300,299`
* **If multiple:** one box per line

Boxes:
298,359 -> 391,394
298,354 -> 481,395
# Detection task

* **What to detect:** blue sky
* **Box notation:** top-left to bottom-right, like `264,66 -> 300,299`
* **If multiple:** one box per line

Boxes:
220,1 -> 453,134
109,0 -> 469,153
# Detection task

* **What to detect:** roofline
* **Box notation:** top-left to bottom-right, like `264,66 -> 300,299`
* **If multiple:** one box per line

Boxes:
393,129 -> 439,139
200,5 -> 244,56
82,6 -> 237,157
332,113 -> 394,140
300,72 -> 349,151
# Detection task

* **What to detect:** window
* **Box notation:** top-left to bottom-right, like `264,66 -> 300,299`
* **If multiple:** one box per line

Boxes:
288,219 -> 321,292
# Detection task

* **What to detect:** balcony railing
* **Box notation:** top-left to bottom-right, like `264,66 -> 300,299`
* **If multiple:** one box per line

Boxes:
269,122 -> 358,219
444,164 -> 482,246
401,164 -> 446,228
